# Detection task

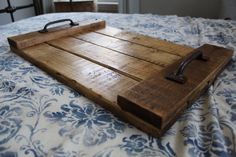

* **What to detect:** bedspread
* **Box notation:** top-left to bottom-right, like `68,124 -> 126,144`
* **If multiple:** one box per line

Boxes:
0,13 -> 236,157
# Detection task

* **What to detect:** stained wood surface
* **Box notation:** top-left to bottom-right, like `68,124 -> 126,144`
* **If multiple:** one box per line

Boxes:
10,44 -> 164,136
8,20 -> 233,137
8,19 -> 105,49
13,43 -> 138,103
74,32 -> 181,66
118,44 -> 233,130
96,26 -> 193,57
48,37 -> 163,81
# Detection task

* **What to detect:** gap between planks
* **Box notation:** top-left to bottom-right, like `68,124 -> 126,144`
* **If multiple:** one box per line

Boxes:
73,35 -> 167,67
14,44 -> 164,137
47,36 -> 166,81
73,32 -> 181,67
95,26 -> 194,57
95,31 -> 184,57
46,42 -> 142,82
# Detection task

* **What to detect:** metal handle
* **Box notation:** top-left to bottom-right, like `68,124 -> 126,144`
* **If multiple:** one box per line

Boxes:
166,51 -> 209,84
38,19 -> 79,33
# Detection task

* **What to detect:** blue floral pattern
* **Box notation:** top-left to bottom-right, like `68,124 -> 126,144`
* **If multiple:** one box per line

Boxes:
0,105 -> 22,156
205,32 -> 234,45
0,106 -> 22,144
120,135 -> 175,157
181,123 -> 235,157
0,12 -> 235,156
0,55 -> 23,72
44,100 -> 126,146
0,80 -> 16,92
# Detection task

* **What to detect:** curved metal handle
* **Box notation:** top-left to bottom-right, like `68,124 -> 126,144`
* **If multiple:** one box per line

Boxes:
166,51 -> 209,84
39,19 -> 79,33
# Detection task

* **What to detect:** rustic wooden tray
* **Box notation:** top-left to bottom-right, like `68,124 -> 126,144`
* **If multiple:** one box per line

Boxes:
8,19 -> 233,137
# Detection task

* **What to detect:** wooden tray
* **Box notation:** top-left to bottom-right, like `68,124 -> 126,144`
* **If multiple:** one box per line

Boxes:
8,19 -> 233,137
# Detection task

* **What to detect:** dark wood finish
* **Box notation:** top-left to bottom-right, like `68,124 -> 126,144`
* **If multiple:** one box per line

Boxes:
96,2 -> 118,13
7,20 -> 233,137
54,1 -> 95,12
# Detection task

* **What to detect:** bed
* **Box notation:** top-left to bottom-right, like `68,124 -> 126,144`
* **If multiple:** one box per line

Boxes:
0,13 -> 235,157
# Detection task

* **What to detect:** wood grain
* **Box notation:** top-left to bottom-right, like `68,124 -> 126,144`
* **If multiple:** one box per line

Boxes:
13,43 -> 138,104
48,37 -> 163,81
96,26 -> 194,57
74,32 -> 181,67
8,19 -> 105,49
8,21 -> 233,137
118,44 -> 233,130
10,44 -> 165,137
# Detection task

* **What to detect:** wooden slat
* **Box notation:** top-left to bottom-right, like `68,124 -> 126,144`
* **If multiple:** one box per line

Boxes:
96,26 -> 194,57
16,43 -> 138,103
74,32 -> 181,67
8,22 -> 233,137
118,44 -> 233,131
48,37 -> 163,81
10,43 -> 167,137
8,19 -> 105,49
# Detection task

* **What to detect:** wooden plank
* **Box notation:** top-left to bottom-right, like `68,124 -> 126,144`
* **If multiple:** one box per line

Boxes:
118,44 -> 233,131
7,21 -> 233,137
74,32 -> 181,67
10,43 -> 166,137
96,26 -> 194,57
18,43 -> 138,102
48,37 -> 163,81
8,19 -> 105,49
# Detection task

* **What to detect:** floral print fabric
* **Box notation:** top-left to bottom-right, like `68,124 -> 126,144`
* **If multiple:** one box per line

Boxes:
0,13 -> 236,157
